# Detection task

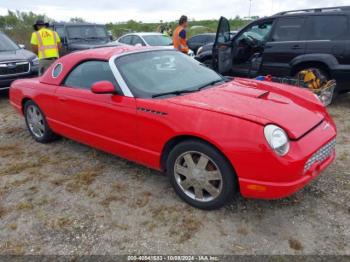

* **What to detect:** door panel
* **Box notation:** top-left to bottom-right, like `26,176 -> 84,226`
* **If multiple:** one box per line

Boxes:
53,87 -> 139,161
304,15 -> 350,64
51,60 -> 139,162
213,17 -> 232,74
261,17 -> 306,76
231,20 -> 274,77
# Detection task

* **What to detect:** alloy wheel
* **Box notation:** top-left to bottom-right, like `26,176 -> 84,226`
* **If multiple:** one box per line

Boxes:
26,105 -> 45,138
174,151 -> 223,202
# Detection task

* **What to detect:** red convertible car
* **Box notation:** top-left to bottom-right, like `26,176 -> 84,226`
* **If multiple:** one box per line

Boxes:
9,46 -> 337,209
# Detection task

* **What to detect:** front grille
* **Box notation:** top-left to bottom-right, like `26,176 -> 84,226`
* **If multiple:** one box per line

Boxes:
304,139 -> 336,173
0,61 -> 30,76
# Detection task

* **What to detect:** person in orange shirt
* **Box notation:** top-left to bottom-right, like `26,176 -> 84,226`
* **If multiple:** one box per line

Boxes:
31,20 -> 62,76
173,15 -> 194,56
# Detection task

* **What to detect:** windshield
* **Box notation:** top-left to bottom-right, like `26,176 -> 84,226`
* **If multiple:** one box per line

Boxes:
115,50 -> 223,98
143,35 -> 173,46
239,22 -> 273,42
66,25 -> 108,40
0,33 -> 19,51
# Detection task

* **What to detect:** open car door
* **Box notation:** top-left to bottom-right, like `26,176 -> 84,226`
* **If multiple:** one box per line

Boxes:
213,17 -> 232,75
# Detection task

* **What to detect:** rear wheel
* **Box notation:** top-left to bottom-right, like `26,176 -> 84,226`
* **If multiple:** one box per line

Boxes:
24,100 -> 58,143
166,140 -> 237,210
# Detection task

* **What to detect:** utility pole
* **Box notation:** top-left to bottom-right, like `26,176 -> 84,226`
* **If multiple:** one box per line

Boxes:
248,0 -> 252,19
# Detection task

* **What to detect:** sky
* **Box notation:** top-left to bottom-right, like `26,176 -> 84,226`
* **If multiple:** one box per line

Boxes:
0,0 -> 350,23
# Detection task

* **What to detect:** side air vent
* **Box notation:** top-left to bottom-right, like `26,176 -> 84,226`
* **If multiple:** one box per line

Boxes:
137,107 -> 167,116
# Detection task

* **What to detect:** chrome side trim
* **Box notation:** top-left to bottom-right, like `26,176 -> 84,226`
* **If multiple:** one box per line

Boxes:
51,63 -> 63,79
0,86 -> 10,90
269,40 -> 331,44
109,55 -> 134,97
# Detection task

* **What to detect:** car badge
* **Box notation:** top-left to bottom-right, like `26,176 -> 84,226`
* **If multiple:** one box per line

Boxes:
323,122 -> 330,131
7,63 -> 17,69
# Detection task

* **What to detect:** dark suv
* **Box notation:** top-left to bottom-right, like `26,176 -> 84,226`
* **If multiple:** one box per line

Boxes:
0,32 -> 38,92
213,6 -> 350,93
50,23 -> 116,56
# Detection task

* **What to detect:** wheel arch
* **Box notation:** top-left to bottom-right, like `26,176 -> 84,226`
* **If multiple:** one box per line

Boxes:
21,97 -> 33,113
160,134 -> 240,193
290,54 -> 338,78
160,135 -> 236,172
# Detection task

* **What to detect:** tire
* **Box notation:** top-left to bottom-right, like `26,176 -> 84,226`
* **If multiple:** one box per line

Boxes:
24,100 -> 58,143
166,139 -> 237,210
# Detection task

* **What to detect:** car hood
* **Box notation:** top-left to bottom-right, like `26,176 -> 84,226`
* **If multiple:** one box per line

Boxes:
69,40 -> 115,50
0,49 -> 36,62
168,78 -> 325,140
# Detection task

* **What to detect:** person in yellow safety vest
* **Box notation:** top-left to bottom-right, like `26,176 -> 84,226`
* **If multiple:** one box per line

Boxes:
173,15 -> 194,56
31,20 -> 61,76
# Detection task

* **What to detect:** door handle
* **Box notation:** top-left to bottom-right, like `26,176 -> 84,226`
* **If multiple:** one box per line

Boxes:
58,97 -> 68,102
291,45 -> 302,50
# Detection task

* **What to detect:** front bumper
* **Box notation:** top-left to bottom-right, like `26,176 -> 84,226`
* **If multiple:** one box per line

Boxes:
239,149 -> 335,199
237,117 -> 337,200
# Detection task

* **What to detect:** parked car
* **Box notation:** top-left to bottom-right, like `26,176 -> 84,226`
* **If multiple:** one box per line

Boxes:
213,6 -> 350,94
10,47 -> 336,210
196,31 -> 237,67
0,32 -> 39,92
116,32 -> 173,47
187,33 -> 216,54
50,22 -> 116,56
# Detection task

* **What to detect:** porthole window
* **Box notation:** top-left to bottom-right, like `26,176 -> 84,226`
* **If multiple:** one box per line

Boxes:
52,63 -> 63,78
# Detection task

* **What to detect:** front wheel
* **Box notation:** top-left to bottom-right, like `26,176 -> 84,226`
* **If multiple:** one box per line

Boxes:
24,100 -> 58,143
167,140 -> 237,210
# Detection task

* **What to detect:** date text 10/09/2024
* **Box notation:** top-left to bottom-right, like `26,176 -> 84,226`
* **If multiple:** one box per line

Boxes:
127,255 -> 220,261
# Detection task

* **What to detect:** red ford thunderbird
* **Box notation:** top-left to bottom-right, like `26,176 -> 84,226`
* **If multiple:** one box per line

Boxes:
9,46 -> 337,209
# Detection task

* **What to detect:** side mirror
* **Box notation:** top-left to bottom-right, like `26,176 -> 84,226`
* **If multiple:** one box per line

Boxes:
91,81 -> 116,94
134,43 -> 142,47
19,44 -> 26,49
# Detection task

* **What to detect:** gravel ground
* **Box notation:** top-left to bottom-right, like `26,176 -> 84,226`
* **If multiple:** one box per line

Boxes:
0,91 -> 349,256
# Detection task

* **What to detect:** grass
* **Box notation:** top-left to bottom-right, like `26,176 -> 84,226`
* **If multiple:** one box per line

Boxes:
0,161 -> 42,176
55,217 -> 73,229
237,225 -> 249,236
0,241 -> 25,255
131,191 -> 152,208
149,205 -> 202,242
17,201 -> 34,210
0,144 -> 22,158
100,195 -> 126,207
288,238 -> 304,251
169,215 -> 203,243
0,205 -> 6,218
65,170 -> 99,193
9,176 -> 32,187
8,223 -> 17,230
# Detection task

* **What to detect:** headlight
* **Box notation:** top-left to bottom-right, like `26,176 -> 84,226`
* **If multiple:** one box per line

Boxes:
264,125 -> 290,156
31,56 -> 39,66
197,46 -> 203,55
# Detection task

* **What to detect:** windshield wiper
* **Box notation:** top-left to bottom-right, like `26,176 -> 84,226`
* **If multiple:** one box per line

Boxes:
152,79 -> 226,98
196,79 -> 226,91
87,36 -> 104,39
152,88 -> 199,98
